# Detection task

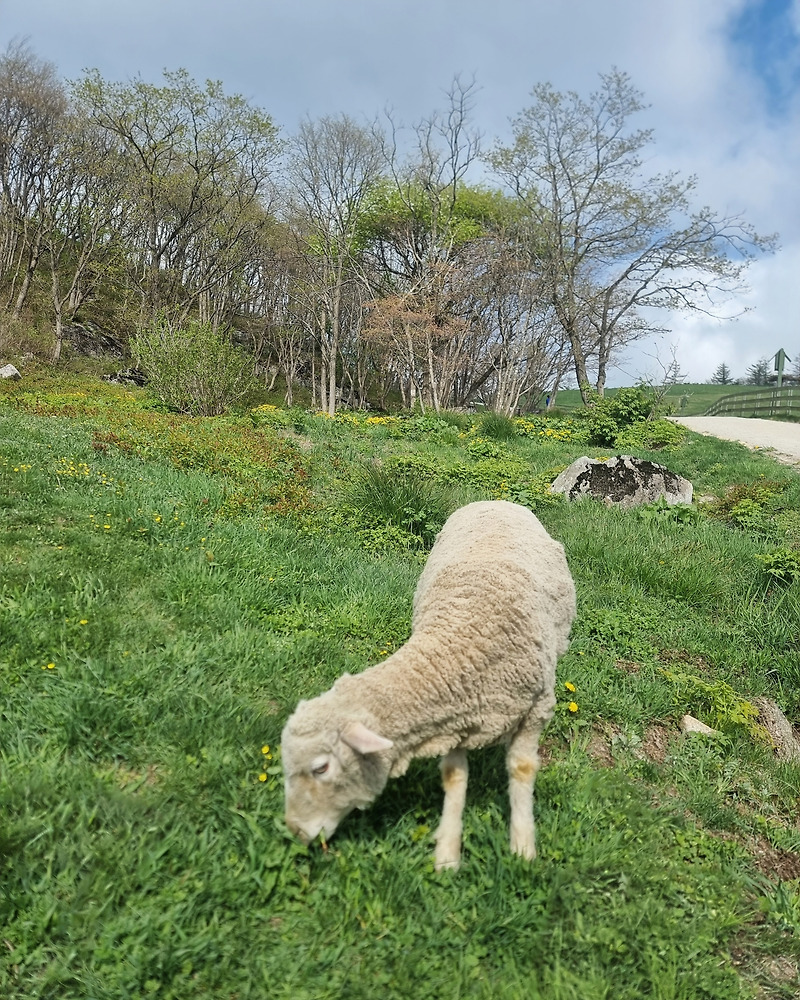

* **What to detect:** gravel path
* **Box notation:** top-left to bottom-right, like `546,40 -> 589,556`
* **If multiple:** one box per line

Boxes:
672,416 -> 800,467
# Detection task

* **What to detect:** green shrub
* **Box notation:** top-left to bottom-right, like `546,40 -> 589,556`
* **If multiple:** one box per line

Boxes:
615,418 -> 685,451
465,436 -> 510,460
707,480 -> 788,535
755,548 -> 800,584
583,386 -> 661,446
132,317 -> 254,416
662,669 -> 765,740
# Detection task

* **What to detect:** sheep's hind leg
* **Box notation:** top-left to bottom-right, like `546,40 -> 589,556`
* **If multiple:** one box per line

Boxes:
506,716 -> 546,860
434,748 -> 468,871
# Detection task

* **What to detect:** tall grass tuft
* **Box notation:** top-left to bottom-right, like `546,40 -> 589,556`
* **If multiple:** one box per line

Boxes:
346,463 -> 455,547
479,411 -> 518,440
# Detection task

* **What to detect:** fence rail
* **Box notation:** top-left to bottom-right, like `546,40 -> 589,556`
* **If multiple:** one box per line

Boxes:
704,385 -> 800,419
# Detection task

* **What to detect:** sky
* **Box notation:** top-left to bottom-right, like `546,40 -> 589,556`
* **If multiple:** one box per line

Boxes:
1,0 -> 799,387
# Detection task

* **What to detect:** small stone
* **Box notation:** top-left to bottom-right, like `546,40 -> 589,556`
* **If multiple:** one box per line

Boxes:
0,364 -> 21,380
679,715 -> 718,735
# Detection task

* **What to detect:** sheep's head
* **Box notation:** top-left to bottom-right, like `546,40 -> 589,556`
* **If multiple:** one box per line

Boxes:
281,709 -> 394,845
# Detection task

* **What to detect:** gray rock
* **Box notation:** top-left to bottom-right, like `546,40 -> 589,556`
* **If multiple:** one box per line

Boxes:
0,364 -> 21,380
101,367 -> 148,386
752,697 -> 800,762
551,455 -> 693,509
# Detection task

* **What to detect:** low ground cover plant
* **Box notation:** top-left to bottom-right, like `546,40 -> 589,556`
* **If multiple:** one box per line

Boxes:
2,373 -> 800,999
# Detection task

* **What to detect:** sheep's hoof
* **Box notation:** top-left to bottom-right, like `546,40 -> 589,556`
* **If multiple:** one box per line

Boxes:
510,831 -> 536,861
434,837 -> 462,871
434,854 -> 461,872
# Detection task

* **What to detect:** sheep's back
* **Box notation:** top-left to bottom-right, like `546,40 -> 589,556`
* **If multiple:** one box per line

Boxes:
412,500 -> 575,663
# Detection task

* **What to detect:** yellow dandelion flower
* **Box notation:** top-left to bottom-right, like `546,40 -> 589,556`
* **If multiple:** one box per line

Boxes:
258,773 -> 267,782
79,619 -> 89,625
568,702 -> 579,713
565,681 -> 576,692
261,745 -> 270,755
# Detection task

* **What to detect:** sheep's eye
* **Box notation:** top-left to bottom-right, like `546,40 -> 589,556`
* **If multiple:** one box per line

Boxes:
312,762 -> 329,776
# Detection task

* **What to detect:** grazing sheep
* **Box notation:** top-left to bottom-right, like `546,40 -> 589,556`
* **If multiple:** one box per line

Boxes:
281,500 -> 576,869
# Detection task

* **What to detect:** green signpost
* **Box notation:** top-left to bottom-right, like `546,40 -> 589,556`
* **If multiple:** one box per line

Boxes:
774,348 -> 791,388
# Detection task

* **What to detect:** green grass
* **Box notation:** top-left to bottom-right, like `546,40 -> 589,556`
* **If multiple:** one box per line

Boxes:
551,383 -> 779,417
2,374 -> 800,998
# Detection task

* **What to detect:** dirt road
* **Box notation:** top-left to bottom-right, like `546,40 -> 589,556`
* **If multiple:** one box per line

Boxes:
672,416 -> 800,467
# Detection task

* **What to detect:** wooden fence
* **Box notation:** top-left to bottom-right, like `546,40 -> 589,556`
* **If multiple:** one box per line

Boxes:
704,385 -> 800,419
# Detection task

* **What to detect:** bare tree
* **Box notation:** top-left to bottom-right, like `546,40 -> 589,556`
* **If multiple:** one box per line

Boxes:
0,40 -> 66,318
490,70 -> 777,400
41,114 -> 131,360
285,114 -> 383,414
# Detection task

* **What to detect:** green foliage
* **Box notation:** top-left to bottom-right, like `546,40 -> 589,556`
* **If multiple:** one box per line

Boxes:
514,415 -> 591,444
132,318 -> 255,416
661,669 -> 765,740
614,417 -> 685,451
579,606 -> 659,661
583,386 -> 662,447
465,436 -> 511,460
636,496 -> 701,525
707,479 -> 791,537
358,180 -> 515,250
755,548 -> 800,584
250,403 -> 306,430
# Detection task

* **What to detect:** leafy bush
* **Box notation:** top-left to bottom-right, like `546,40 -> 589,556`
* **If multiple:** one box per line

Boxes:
132,317 -> 254,416
514,415 -> 590,444
251,403 -> 306,432
707,480 -> 788,535
615,418 -> 685,451
391,414 -> 464,444
636,496 -> 701,524
583,386 -> 661,446
465,436 -> 510,460
662,669 -> 765,740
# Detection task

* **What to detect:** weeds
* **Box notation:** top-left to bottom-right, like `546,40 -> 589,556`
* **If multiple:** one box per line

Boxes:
2,377 -> 800,998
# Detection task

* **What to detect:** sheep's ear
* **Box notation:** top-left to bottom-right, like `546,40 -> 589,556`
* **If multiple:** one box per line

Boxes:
341,722 -> 393,755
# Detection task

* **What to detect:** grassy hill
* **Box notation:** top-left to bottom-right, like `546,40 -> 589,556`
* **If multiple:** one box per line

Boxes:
553,383 -> 776,416
2,372 -> 800,999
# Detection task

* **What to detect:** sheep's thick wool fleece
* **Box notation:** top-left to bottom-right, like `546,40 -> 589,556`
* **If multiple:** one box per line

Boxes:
293,501 -> 576,777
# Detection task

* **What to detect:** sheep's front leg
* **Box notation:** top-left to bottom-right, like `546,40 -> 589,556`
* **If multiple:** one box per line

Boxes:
434,748 -> 468,871
506,721 -> 544,861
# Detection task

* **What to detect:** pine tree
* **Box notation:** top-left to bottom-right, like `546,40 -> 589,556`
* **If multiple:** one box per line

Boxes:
710,362 -> 732,385
746,358 -> 771,385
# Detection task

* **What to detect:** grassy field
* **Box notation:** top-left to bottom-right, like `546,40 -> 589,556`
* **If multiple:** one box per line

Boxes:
553,383 -> 775,416
2,371 -> 800,999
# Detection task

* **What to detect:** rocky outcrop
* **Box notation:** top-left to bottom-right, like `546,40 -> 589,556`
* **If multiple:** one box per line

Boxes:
551,455 -> 693,509
101,367 -> 148,386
